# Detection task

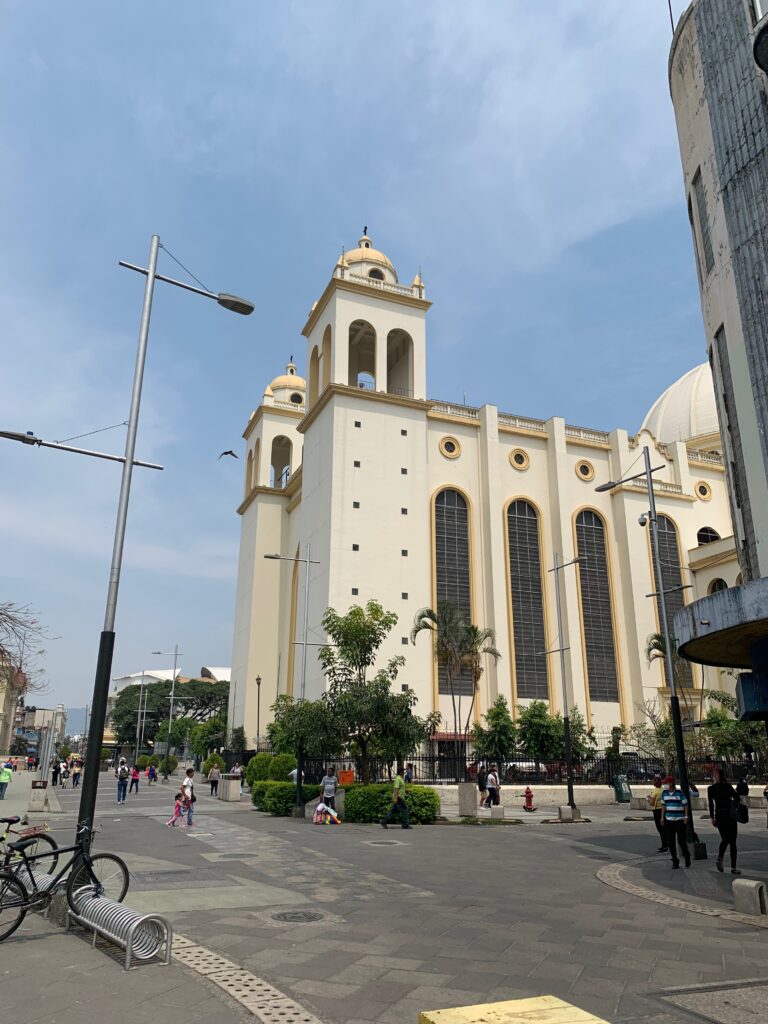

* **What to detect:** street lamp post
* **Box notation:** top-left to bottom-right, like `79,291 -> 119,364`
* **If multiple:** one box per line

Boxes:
263,545 -> 321,812
545,551 -> 581,815
595,445 -> 697,846
133,672 -> 147,767
153,645 -> 182,781
75,236 -> 253,844
255,675 -> 262,741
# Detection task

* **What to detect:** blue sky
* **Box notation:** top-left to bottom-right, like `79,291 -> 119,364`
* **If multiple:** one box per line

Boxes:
1,0 -> 701,710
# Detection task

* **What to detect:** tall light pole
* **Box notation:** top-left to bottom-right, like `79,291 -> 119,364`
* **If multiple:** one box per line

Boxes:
133,672 -> 147,766
596,446 -> 696,843
544,551 -> 581,814
76,236 -> 253,844
255,675 -> 262,741
153,645 -> 182,780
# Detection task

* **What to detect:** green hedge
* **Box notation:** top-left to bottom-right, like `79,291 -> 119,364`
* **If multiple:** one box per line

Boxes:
159,755 -> 178,776
344,784 -> 440,824
267,753 -> 297,781
202,753 -> 225,775
258,781 -> 322,816
250,781 -> 273,809
245,753 -> 272,787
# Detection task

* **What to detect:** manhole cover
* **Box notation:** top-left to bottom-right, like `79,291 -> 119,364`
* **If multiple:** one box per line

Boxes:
366,840 -> 403,847
271,911 -> 324,924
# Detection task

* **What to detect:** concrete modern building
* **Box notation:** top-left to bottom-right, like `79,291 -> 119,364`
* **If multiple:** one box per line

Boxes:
230,234 -> 740,744
669,0 -> 768,687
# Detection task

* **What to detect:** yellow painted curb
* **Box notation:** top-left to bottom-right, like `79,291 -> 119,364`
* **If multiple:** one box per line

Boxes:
419,996 -> 610,1024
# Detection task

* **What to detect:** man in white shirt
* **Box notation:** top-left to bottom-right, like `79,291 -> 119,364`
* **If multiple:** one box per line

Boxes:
182,768 -> 196,828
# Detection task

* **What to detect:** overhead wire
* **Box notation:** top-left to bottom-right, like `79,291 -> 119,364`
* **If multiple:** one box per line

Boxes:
55,421 -> 128,444
159,242 -> 211,293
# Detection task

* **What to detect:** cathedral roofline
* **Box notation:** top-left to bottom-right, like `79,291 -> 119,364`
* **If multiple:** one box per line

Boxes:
301,275 -> 431,339
296,382 -> 432,435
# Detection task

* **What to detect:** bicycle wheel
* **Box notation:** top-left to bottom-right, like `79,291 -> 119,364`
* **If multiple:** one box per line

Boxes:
0,872 -> 28,942
21,833 -> 59,874
66,853 -> 129,912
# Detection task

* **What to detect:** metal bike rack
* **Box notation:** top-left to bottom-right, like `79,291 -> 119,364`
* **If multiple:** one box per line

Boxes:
67,886 -> 173,970
17,867 -> 57,894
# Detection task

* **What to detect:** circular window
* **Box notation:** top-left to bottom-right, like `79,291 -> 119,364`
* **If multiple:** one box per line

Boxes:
509,448 -> 530,471
575,460 -> 595,482
439,436 -> 461,459
289,393 -> 304,405
696,480 -> 712,501
368,268 -> 384,281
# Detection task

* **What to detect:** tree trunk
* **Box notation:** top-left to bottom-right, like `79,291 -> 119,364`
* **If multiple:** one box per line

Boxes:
360,737 -> 370,784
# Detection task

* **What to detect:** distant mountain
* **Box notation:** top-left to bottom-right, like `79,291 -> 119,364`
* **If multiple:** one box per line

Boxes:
66,707 -> 87,735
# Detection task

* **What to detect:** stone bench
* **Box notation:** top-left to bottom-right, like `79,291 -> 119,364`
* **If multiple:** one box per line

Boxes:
732,878 -> 767,917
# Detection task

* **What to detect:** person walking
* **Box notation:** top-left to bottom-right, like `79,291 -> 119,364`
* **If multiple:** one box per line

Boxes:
231,762 -> 243,795
404,762 -> 414,783
129,764 -> 140,795
321,765 -> 338,810
51,759 -> 60,787
660,775 -> 691,869
0,761 -> 12,799
115,758 -> 129,804
485,764 -> 500,808
476,763 -> 488,809
207,762 -> 221,797
166,791 -> 185,827
647,775 -> 668,852
182,768 -> 196,828
708,769 -> 742,875
148,763 -> 157,785
380,768 -> 410,829
71,762 -> 82,788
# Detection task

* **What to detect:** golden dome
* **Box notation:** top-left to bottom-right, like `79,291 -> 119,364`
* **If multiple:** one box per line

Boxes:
269,361 -> 305,392
342,234 -> 395,272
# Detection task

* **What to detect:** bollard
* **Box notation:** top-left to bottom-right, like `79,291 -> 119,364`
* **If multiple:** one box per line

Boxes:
732,879 -> 767,916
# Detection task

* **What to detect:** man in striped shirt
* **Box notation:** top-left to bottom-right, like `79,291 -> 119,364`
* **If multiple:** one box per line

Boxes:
660,775 -> 691,869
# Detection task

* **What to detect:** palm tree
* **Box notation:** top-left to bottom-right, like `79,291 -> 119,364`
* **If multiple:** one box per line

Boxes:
411,603 -> 501,775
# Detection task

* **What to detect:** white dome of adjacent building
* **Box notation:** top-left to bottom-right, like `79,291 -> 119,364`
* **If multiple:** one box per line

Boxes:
265,361 -> 305,407
640,363 -> 720,446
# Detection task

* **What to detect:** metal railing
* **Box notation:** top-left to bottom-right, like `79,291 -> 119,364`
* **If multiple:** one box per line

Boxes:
498,413 -> 546,432
68,888 -> 173,971
431,402 -> 479,420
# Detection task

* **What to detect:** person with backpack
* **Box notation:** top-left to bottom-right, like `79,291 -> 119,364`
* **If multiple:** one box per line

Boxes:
477,763 -> 488,808
115,758 -> 130,804
707,768 -> 742,875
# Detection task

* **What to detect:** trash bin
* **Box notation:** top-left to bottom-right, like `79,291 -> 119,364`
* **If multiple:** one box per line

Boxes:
219,773 -> 241,801
613,774 -> 632,803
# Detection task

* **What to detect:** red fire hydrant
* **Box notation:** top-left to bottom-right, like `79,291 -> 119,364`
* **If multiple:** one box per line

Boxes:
523,786 -> 536,812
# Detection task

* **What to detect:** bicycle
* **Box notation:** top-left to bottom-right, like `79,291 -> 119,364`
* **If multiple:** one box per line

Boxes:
0,815 -> 58,872
0,826 -> 129,941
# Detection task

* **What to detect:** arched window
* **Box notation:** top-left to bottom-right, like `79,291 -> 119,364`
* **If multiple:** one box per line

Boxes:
245,450 -> 253,497
308,346 -> 319,408
321,325 -> 332,389
697,526 -> 720,545
270,435 -> 292,488
506,500 -> 548,700
575,510 -> 619,703
654,515 -> 693,688
709,578 -> 728,594
348,320 -> 376,389
368,268 -> 384,281
434,489 -> 473,696
387,328 -> 414,398
253,438 -> 260,488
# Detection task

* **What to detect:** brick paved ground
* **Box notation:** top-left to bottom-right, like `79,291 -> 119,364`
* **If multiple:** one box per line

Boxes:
3,776 -> 767,1023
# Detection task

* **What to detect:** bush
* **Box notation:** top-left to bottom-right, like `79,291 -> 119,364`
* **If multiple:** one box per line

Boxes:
159,755 -> 179,776
100,748 -> 112,761
250,781 -> 274,809
344,784 -> 440,824
267,753 -> 297,781
136,755 -> 150,770
261,782 -> 321,816
245,753 -> 272,787
203,753 -> 226,776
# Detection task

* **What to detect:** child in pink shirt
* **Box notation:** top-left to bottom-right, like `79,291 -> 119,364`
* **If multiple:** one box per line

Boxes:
166,792 -> 185,827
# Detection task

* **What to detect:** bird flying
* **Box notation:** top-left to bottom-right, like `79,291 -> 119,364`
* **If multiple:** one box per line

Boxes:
218,450 -> 239,460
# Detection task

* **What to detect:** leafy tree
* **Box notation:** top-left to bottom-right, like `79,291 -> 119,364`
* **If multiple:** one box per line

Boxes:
458,623 -> 501,737
57,744 -> 72,761
229,726 -> 246,754
321,601 -> 398,683
701,691 -> 767,760
202,753 -> 226,775
268,695 -> 344,760
9,736 -> 28,756
111,679 -> 229,746
155,716 -> 193,752
189,716 -> 226,758
516,701 -> 562,765
471,696 -> 517,764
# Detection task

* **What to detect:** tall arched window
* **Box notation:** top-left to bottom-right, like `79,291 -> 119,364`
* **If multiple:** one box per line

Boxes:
654,515 -> 693,688
321,325 -> 332,390
270,436 -> 292,488
308,346 -> 319,408
434,489 -> 473,696
387,329 -> 414,398
575,510 -> 619,703
348,320 -> 376,389
506,500 -> 548,700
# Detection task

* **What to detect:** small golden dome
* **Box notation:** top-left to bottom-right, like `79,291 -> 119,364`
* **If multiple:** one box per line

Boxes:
269,361 -> 306,392
341,234 -> 395,273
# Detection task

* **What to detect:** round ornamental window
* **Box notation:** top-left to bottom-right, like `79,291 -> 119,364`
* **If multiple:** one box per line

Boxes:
575,460 -> 595,482
509,448 -> 530,471
439,436 -> 461,459
696,480 -> 712,501
368,268 -> 384,281
289,392 -> 304,405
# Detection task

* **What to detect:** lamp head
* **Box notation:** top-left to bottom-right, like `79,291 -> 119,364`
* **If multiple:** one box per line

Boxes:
264,554 -> 281,560
217,293 -> 255,316
594,481 -> 617,493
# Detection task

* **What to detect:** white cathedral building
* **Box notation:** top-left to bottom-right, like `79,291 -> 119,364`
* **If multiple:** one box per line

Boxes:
230,234 -> 739,744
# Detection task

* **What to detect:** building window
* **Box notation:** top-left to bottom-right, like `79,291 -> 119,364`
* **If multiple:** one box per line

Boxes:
401,549 -> 408,556
401,592 -> 408,599
401,637 -> 409,645
575,460 -> 595,482
691,168 -> 714,274
697,526 -> 720,545
352,543 -> 359,551
439,436 -> 461,459
354,460 -> 361,468
401,507 -> 408,515
506,500 -> 548,700
696,480 -> 713,501
575,510 -> 620,703
290,392 -> 303,405
401,429 -> 408,436
653,515 -> 694,688
354,420 -> 361,428
509,448 -> 530,471
435,489 -> 474,696
351,588 -> 359,596
353,501 -> 360,509
709,578 -> 728,594
401,467 -> 408,475
368,268 -> 384,281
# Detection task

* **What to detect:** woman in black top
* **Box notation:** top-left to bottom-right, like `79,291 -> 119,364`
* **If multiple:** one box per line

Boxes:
707,770 -> 741,874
